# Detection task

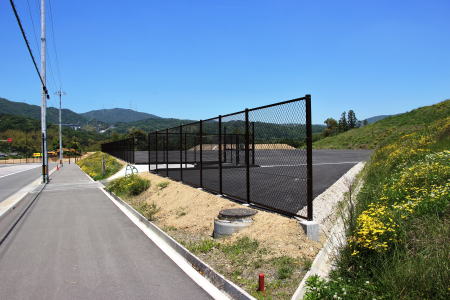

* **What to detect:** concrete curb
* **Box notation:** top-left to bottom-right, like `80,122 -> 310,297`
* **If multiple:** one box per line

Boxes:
0,166 -> 57,244
291,162 -> 366,300
0,166 -> 57,222
103,187 -> 255,300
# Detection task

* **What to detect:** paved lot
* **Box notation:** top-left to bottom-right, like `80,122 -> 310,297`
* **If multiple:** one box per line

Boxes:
0,164 -> 212,300
0,163 -> 55,203
138,149 -> 372,215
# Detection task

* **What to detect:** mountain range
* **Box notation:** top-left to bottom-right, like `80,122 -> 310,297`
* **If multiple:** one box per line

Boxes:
0,97 -> 198,133
1,97 -> 330,134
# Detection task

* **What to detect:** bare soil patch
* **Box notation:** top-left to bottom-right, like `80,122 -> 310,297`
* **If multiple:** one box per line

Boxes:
124,172 -> 322,299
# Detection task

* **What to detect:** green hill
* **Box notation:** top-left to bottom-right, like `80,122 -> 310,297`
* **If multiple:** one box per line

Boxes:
314,99 -> 450,149
81,108 -> 161,124
0,113 -> 112,155
0,97 -> 91,125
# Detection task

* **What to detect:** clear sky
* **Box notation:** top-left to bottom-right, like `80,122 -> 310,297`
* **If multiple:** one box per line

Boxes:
1,0 -> 449,123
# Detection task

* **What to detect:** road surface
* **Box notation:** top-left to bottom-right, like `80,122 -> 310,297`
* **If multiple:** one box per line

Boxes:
0,164 -> 212,300
0,163 -> 55,202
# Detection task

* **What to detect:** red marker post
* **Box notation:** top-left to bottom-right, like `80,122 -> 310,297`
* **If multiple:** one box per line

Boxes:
7,138 -> 12,143
258,273 -> 265,292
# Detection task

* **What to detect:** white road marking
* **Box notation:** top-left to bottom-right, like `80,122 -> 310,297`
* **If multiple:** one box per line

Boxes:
260,161 -> 360,168
0,164 -> 41,179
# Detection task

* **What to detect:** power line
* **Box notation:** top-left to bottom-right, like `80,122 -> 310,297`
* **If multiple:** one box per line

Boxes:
26,0 -> 40,58
27,0 -> 58,93
8,0 -> 49,98
48,0 -> 62,88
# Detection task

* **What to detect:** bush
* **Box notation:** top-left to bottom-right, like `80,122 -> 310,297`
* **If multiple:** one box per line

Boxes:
107,174 -> 150,197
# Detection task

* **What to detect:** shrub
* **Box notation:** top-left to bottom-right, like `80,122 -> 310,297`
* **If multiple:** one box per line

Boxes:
107,174 -> 150,197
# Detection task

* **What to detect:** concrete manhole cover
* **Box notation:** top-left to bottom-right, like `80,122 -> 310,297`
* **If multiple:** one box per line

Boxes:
218,208 -> 258,220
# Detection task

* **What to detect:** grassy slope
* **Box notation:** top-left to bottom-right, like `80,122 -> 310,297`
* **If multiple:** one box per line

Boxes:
77,152 -> 123,180
314,99 -> 450,149
305,107 -> 450,298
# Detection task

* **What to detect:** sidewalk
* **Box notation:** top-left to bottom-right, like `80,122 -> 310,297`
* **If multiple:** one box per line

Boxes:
0,164 -> 212,300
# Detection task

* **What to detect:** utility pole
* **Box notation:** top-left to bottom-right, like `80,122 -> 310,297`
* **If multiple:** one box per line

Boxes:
41,0 -> 48,183
55,90 -> 66,165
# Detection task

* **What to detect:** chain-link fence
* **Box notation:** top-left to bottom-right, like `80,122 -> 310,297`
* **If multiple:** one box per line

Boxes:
102,95 -> 313,220
101,138 -> 135,164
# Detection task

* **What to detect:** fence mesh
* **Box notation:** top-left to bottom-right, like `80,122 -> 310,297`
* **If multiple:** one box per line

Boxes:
101,95 -> 312,219
248,100 -> 308,215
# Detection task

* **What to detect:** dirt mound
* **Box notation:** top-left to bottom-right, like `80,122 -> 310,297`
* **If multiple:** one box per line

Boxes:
189,143 -> 296,151
132,172 -> 321,259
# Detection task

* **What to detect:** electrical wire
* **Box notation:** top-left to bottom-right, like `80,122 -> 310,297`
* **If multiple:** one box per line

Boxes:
8,0 -> 50,98
48,0 -> 62,89
26,0 -> 58,94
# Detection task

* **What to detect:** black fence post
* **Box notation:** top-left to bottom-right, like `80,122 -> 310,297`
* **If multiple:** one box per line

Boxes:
305,94 -> 313,221
184,133 -> 187,168
179,126 -> 183,181
132,137 -> 135,164
165,129 -> 169,177
147,133 -> 151,172
218,115 -> 223,194
236,134 -> 239,165
251,121 -> 255,165
155,132 -> 158,172
199,120 -> 203,188
223,126 -> 227,163
194,136 -> 197,163
245,109 -> 250,204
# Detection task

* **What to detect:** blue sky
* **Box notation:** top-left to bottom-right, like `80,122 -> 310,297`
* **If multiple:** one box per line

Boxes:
1,0 -> 449,123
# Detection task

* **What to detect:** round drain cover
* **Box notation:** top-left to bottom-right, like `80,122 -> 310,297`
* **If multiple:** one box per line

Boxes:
218,208 -> 257,220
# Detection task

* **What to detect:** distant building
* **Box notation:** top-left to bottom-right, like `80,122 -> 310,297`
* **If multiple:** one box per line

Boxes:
62,124 -> 82,130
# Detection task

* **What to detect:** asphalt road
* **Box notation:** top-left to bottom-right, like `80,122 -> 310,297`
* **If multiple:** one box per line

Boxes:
0,164 -> 212,300
148,149 -> 372,215
0,163 -> 55,203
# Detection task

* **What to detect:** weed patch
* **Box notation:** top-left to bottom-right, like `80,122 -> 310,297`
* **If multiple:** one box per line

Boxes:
77,151 -> 122,180
157,181 -> 170,189
185,239 -> 220,254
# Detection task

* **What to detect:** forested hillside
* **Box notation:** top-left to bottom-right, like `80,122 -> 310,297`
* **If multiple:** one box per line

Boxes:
82,108 -> 161,124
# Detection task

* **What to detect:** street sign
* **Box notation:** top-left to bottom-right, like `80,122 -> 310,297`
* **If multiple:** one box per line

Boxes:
7,138 -> 12,143
32,153 -> 42,157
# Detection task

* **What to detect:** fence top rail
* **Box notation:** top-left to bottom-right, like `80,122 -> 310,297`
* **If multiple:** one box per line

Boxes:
147,95 -> 308,134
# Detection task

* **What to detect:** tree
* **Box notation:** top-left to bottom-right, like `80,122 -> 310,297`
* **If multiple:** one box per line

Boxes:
363,119 -> 369,126
347,110 -> 357,129
323,118 -> 338,137
338,112 -> 348,132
